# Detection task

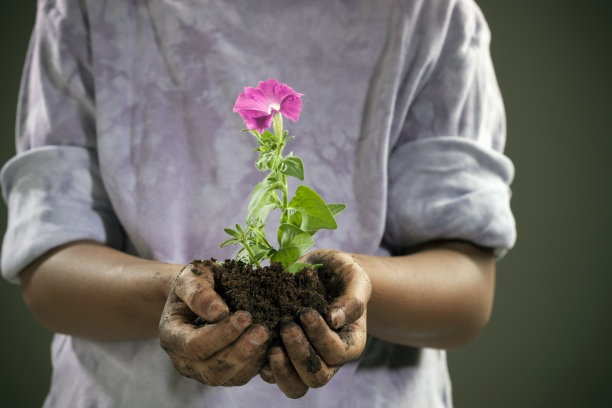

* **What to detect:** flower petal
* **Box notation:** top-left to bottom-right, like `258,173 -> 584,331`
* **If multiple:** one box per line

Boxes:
258,79 -> 301,109
278,94 -> 303,122
233,87 -> 270,114
238,110 -> 274,133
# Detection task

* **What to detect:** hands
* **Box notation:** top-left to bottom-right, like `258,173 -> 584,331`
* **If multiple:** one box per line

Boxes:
259,250 -> 372,398
158,261 -> 270,386
158,251 -> 371,398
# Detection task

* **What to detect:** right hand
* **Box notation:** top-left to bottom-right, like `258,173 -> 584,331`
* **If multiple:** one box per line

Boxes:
158,260 -> 270,386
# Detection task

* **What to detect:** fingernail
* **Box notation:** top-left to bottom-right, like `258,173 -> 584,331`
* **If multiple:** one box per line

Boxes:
300,310 -> 318,327
206,300 -> 226,320
233,312 -> 252,330
330,308 -> 345,328
281,324 -> 301,345
249,327 -> 268,346
269,348 -> 284,364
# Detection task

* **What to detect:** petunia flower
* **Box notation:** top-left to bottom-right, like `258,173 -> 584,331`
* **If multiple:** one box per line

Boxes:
233,79 -> 304,133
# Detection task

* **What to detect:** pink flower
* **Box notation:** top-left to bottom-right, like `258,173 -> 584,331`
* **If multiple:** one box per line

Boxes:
233,79 -> 304,133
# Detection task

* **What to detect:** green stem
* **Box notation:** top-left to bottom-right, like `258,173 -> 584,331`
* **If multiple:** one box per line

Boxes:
242,237 -> 261,268
272,112 -> 283,141
271,112 -> 289,210
281,174 -> 288,209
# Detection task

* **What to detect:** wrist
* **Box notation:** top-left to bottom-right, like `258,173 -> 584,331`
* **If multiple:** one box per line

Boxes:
154,262 -> 184,301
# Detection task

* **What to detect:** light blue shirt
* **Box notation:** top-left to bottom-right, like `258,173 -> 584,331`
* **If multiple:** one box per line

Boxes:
1,0 -> 516,406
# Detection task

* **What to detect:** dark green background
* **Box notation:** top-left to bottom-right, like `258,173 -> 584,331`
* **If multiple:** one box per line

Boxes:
1,1 -> 610,406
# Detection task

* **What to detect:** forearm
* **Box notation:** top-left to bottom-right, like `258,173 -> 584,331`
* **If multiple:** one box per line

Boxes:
357,242 -> 495,349
19,240 -> 181,341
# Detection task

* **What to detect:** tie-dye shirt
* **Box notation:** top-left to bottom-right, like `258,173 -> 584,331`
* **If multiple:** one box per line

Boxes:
1,0 -> 516,406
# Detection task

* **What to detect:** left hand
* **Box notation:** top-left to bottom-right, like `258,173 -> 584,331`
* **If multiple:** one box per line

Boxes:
259,249 -> 372,398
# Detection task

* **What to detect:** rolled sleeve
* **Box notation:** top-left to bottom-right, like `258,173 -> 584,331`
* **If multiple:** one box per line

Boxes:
384,0 -> 516,257
1,147 -> 124,283
0,2 -> 123,283
385,137 -> 515,258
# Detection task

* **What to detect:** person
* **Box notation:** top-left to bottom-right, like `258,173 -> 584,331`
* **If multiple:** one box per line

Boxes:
1,0 -> 516,406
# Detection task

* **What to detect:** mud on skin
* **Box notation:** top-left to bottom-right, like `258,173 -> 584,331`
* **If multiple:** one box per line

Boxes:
191,259 -> 342,346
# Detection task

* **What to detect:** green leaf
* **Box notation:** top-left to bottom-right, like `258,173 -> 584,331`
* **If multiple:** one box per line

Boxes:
224,228 -> 240,238
251,190 -> 282,227
247,175 -> 282,226
255,152 -> 275,171
280,155 -> 304,180
286,262 -> 312,274
282,208 -> 303,228
262,130 -> 277,143
271,224 -> 314,267
235,224 -> 244,234
327,203 -> 346,217
285,262 -> 323,273
253,227 -> 273,249
219,238 -> 239,248
288,186 -> 337,235
241,129 -> 261,139
249,243 -> 273,263
235,247 -> 250,264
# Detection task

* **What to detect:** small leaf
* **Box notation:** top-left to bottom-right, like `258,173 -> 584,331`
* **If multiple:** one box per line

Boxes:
255,152 -> 274,171
241,129 -> 261,139
327,203 -> 346,217
254,227 -> 273,249
286,262 -> 312,274
249,243 -> 273,263
224,228 -> 240,238
262,130 -> 277,143
235,247 -> 250,264
280,155 -> 304,180
282,208 -> 302,228
247,175 -> 282,225
288,186 -> 337,235
271,223 -> 314,267
250,191 -> 282,227
235,224 -> 244,234
219,238 -> 239,248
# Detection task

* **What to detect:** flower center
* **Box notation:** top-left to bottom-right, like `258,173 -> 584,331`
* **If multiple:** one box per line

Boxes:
269,102 -> 280,112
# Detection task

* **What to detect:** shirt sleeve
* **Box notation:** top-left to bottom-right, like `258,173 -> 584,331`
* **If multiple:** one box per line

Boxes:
384,0 -> 516,258
1,1 -> 124,283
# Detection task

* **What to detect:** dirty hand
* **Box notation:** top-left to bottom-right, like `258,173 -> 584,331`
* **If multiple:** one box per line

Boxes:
159,260 -> 270,386
260,250 -> 372,398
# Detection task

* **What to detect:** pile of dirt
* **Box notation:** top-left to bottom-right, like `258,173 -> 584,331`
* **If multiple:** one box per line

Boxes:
194,259 -> 341,344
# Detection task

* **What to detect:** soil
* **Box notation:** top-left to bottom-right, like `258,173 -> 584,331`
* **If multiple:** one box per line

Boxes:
192,259 -> 342,345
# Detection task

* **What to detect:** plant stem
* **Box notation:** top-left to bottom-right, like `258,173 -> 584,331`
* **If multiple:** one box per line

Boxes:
272,112 -> 283,141
242,237 -> 261,268
271,112 -> 290,210
281,174 -> 288,209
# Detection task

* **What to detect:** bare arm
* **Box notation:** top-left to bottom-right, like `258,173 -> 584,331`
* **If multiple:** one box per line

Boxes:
19,239 -> 270,386
360,241 -> 495,349
263,241 -> 495,397
19,240 -> 179,340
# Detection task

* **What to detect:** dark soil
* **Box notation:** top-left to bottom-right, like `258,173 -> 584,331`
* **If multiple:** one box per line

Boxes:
192,259 -> 342,345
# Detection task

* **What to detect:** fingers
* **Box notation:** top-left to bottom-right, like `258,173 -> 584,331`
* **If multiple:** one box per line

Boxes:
259,362 -> 276,384
300,308 -> 367,365
280,322 -> 339,389
160,311 -> 254,360
173,325 -> 270,387
269,347 -> 309,399
326,261 -> 371,330
299,249 -> 371,330
174,262 -> 229,322
223,344 -> 269,386
159,261 -> 270,387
